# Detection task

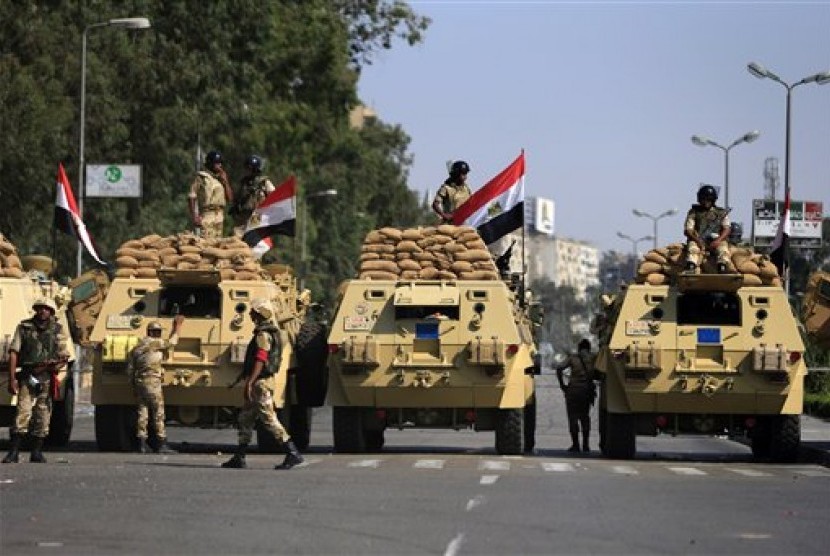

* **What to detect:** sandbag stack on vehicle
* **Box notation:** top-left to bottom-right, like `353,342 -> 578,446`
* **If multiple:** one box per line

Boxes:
634,244 -> 782,287
114,233 -> 265,280
0,233 -> 25,279
359,225 -> 500,281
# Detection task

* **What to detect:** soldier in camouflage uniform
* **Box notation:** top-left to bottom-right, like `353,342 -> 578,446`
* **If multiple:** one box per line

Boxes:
556,339 -> 597,453
222,298 -> 303,470
432,160 -> 472,223
684,184 -> 731,273
230,154 -> 276,238
3,298 -> 71,464
127,316 -> 184,454
188,150 -> 234,239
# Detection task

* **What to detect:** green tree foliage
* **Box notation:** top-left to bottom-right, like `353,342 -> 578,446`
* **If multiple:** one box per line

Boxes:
0,1 -> 431,306
530,278 -> 591,354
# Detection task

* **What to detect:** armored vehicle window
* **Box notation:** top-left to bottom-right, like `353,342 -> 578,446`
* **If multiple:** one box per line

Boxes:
159,286 -> 222,318
677,292 -> 740,326
395,306 -> 460,320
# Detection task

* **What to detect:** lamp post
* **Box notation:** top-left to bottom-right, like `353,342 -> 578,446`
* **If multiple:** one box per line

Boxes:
299,189 -> 338,287
617,232 -> 654,278
632,208 -> 677,250
77,17 -> 151,277
690,130 -> 760,210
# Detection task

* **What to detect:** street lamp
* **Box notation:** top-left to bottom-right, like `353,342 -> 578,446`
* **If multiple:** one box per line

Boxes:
632,208 -> 677,250
299,189 -> 338,287
690,130 -> 760,210
617,232 -> 654,278
77,17 -> 151,276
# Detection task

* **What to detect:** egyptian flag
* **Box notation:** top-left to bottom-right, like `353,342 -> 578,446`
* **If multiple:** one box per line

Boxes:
452,151 -> 525,245
54,163 -> 107,265
242,175 -> 296,258
769,187 -> 790,278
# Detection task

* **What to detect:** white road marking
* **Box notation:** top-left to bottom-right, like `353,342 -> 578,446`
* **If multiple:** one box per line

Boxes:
479,460 -> 510,471
444,533 -> 465,556
480,474 -> 500,485
667,467 -> 707,476
414,459 -> 446,469
0,479 -> 15,484
36,542 -> 64,548
466,495 -> 486,511
726,468 -> 771,477
348,459 -> 382,468
738,533 -> 772,540
541,462 -> 576,473
611,465 -> 639,475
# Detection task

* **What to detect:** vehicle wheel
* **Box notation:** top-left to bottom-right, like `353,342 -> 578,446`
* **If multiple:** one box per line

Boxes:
364,428 -> 385,452
94,405 -> 134,451
495,408 -> 524,455
750,416 -> 772,459
523,394 -> 537,454
604,412 -> 635,459
46,379 -> 75,447
288,405 -> 312,452
333,406 -> 366,453
294,322 -> 329,407
769,415 -> 800,463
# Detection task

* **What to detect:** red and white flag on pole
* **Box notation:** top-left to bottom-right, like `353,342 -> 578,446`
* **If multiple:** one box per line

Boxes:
242,175 -> 296,259
54,163 -> 107,266
451,151 -> 525,245
769,186 -> 790,279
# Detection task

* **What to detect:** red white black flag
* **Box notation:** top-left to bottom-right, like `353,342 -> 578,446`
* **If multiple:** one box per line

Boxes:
452,151 -> 525,245
769,187 -> 790,278
242,175 -> 296,258
54,163 -> 107,266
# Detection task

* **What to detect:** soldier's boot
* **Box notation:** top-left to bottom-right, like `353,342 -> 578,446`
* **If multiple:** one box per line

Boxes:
136,437 -> 150,454
221,445 -> 247,469
567,431 -> 580,453
154,438 -> 177,455
275,441 -> 304,470
2,433 -> 22,463
29,437 -> 46,463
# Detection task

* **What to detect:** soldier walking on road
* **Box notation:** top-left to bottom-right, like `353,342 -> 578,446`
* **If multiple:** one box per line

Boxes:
188,150 -> 234,238
230,154 -> 276,238
222,298 -> 303,470
432,160 -> 472,223
127,316 -> 184,454
556,339 -> 597,453
3,298 -> 71,464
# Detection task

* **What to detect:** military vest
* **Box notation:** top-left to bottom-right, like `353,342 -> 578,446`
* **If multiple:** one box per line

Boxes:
243,323 -> 282,379
18,318 -> 61,368
129,337 -> 169,379
196,171 -> 227,209
239,175 -> 271,212
566,352 -> 595,385
691,205 -> 728,236
438,181 -> 472,214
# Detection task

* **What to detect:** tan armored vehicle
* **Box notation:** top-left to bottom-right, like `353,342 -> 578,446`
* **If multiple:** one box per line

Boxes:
0,237 -> 76,446
802,270 -> 830,350
327,226 -> 538,455
87,233 -> 327,451
595,244 -> 805,462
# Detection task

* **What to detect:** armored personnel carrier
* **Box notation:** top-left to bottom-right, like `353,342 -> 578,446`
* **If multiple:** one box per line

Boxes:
0,236 -> 76,446
327,226 -> 538,455
87,233 -> 327,452
595,243 -> 805,462
802,270 -> 830,350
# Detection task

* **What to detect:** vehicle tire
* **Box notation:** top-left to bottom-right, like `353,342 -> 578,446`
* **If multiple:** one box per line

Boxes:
288,405 -> 312,451
495,408 -> 524,455
294,322 -> 329,407
46,379 -> 75,447
769,415 -> 800,463
523,394 -> 537,453
604,412 -> 636,459
750,416 -> 772,459
364,428 -> 385,452
95,405 -> 134,452
333,406 -> 366,453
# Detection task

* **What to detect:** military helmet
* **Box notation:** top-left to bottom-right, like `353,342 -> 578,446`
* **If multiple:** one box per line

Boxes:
697,184 -> 718,203
205,150 -> 223,166
250,298 -> 274,320
245,155 -> 262,172
450,160 -> 470,176
32,297 -> 57,313
147,321 -> 163,333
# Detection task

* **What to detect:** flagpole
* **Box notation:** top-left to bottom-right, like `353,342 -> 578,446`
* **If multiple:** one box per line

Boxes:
52,164 -> 58,278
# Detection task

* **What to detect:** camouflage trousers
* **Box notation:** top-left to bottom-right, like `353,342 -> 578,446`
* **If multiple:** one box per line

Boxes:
197,208 -> 225,239
236,379 -> 289,446
13,373 -> 53,438
686,240 -> 730,267
135,376 -> 167,439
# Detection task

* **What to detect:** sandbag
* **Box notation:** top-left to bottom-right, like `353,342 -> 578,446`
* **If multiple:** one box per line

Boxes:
178,245 -> 201,255
637,261 -> 663,275
360,260 -> 400,274
401,228 -> 424,241
116,256 -> 139,268
114,268 -> 135,278
418,267 -> 440,279
396,240 -> 422,253
398,259 -> 421,272
0,240 -> 16,256
115,247 -> 143,259
737,261 -> 760,274
453,249 -> 492,263
360,252 -> 380,261
378,227 -> 403,242
135,268 -> 157,278
235,271 -> 259,281
360,270 -> 399,281
450,261 -> 474,273
161,255 -> 180,267
646,273 -> 668,286
742,274 -> 763,286
400,270 -> 420,279
644,251 -> 667,264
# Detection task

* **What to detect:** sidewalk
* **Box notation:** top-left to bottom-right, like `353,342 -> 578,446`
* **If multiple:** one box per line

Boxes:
800,413 -> 830,465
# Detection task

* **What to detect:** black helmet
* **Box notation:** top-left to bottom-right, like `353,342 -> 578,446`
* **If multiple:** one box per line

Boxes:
205,151 -> 223,166
245,155 -> 262,172
450,160 -> 470,176
697,184 -> 718,203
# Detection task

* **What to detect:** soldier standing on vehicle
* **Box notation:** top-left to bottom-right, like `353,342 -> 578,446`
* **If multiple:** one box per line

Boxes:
556,339 -> 597,453
230,154 -> 276,238
683,184 -> 731,273
432,160 -> 472,223
222,298 -> 303,470
127,316 -> 184,454
2,298 -> 70,464
188,150 -> 234,238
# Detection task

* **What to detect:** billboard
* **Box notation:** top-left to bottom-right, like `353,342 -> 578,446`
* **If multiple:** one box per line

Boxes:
752,199 -> 823,248
533,197 -> 555,236
85,164 -> 142,198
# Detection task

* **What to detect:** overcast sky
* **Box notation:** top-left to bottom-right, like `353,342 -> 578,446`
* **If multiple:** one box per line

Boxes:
357,0 -> 830,254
